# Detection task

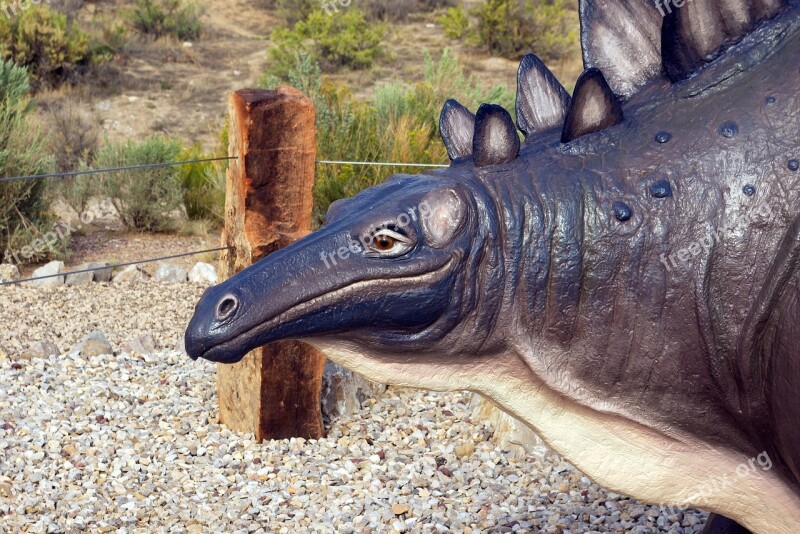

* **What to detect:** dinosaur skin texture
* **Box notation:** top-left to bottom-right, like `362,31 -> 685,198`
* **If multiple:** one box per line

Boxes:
186,2 -> 800,532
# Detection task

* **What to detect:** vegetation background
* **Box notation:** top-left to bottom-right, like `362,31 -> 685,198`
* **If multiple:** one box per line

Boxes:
0,0 -> 582,265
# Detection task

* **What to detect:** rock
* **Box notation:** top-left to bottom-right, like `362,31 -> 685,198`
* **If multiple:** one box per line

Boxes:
155,263 -> 188,283
74,331 -> 113,357
27,261 -> 65,287
112,265 -> 148,284
88,261 -> 113,283
392,504 -> 410,515
33,341 -> 60,358
0,344 -> 8,362
455,443 -> 475,458
0,264 -> 20,282
189,262 -> 218,284
321,361 -> 387,425
65,267 -> 94,286
124,334 -> 157,355
470,394 -> 549,459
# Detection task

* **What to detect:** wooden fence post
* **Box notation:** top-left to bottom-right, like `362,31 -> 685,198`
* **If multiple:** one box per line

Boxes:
217,86 -> 326,441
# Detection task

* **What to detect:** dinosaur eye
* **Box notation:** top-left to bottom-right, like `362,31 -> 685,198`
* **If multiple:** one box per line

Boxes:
375,235 -> 395,251
368,228 -> 410,255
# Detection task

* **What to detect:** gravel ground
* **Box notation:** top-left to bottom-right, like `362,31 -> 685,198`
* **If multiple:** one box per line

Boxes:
0,283 -> 709,533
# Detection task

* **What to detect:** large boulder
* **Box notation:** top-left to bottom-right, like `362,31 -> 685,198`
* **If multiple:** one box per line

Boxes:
27,261 -> 65,287
155,263 -> 188,283
320,361 -> 387,425
73,331 -> 113,357
0,264 -> 20,282
189,262 -> 218,284
112,265 -> 148,284
124,334 -> 158,355
66,262 -> 114,285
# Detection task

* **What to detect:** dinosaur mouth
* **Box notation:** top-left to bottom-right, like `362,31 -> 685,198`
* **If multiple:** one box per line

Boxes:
195,257 -> 456,363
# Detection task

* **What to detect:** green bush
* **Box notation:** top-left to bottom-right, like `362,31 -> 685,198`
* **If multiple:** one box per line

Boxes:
469,0 -> 578,61
95,137 -> 184,232
0,5 -> 91,85
178,144 -> 226,226
437,5 -> 469,38
0,61 -> 59,264
265,51 -> 513,224
268,8 -> 385,76
129,0 -> 204,41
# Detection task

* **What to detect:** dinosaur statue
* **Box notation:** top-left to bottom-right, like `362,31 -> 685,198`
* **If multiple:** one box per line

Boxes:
185,0 -> 800,531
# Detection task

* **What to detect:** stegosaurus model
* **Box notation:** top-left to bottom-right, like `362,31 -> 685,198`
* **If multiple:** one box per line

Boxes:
186,0 -> 800,532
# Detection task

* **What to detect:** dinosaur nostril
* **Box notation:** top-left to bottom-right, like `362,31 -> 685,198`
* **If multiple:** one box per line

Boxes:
216,295 -> 239,321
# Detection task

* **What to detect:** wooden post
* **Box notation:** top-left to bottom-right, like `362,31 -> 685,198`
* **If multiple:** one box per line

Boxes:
217,86 -> 326,441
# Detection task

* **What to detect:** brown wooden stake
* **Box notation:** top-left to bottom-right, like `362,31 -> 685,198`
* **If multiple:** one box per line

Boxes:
217,86 -> 326,440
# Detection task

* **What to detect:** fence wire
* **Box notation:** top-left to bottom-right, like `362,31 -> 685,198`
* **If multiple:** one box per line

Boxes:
0,157 -> 239,184
0,158 -> 450,183
0,246 -> 233,287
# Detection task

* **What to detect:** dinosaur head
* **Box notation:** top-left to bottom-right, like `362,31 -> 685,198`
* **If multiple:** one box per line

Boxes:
185,168 -> 507,385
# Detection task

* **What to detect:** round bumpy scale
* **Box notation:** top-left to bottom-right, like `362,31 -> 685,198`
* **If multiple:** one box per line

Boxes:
743,185 -> 756,196
613,201 -> 633,222
650,180 -> 673,198
655,131 -> 672,144
718,122 -> 739,138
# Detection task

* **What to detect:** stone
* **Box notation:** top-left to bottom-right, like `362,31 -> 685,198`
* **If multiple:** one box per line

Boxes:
27,261 -> 65,287
88,261 -> 113,283
155,263 -> 188,283
124,334 -> 158,355
112,265 -> 148,284
65,267 -> 94,286
0,344 -> 8,362
392,504 -> 410,515
0,264 -> 20,282
33,341 -> 60,358
74,331 -> 113,357
189,262 -> 218,284
321,361 -> 387,425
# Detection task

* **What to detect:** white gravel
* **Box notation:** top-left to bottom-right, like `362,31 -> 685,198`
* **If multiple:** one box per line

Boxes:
0,283 -> 708,532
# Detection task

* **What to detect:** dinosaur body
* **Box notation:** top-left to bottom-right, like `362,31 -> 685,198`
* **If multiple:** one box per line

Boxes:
186,1 -> 800,532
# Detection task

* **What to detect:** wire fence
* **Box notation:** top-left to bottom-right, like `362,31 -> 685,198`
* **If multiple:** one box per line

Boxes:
0,156 -> 449,287
0,158 -> 449,183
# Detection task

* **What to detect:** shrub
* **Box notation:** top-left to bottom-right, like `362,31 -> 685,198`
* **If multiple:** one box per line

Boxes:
178,144 -> 225,226
0,5 -> 91,85
268,9 -> 385,76
128,0 -> 204,41
95,137 -> 184,232
470,0 -> 579,61
265,51 -> 513,224
0,61 -> 58,264
438,6 -> 469,39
